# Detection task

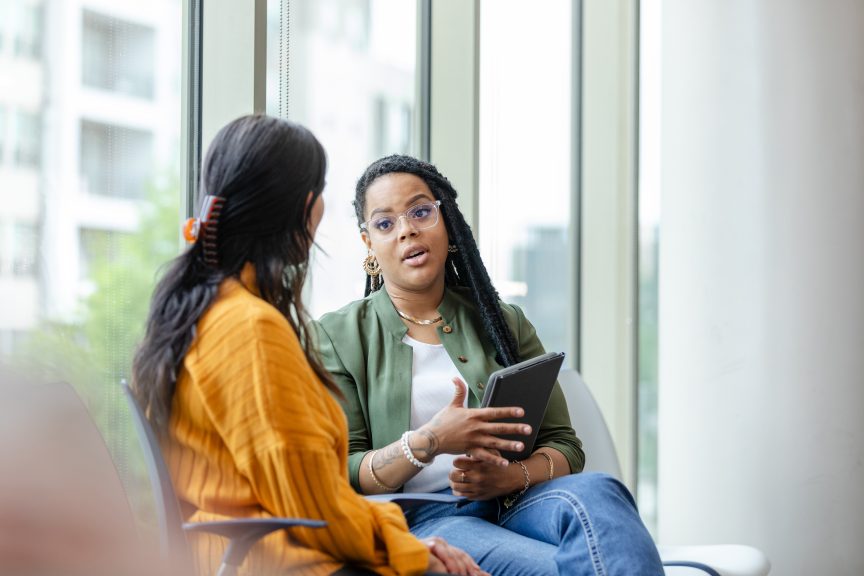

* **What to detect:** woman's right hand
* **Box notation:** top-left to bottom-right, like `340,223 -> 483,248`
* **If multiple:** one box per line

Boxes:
424,536 -> 488,576
416,377 -> 532,468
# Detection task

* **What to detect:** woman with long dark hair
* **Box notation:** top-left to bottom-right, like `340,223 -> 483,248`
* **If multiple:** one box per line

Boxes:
315,155 -> 664,575
131,117 -> 484,576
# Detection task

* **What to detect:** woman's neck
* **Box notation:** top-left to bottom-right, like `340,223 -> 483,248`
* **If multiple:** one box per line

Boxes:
384,281 -> 445,321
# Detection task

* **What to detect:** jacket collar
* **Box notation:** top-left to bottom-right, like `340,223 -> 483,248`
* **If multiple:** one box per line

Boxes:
370,286 -> 463,338
370,288 -> 409,339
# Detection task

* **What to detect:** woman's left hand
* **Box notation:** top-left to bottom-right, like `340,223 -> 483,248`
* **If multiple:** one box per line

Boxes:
449,452 -> 521,500
423,536 -> 489,576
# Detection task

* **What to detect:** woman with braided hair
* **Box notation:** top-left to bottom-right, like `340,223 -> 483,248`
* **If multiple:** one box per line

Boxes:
315,155 -> 663,575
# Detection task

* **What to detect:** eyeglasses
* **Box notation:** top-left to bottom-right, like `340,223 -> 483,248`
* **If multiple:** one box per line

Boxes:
360,201 -> 442,237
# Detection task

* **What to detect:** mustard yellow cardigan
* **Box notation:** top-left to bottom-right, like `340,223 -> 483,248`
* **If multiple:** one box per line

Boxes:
164,268 -> 428,576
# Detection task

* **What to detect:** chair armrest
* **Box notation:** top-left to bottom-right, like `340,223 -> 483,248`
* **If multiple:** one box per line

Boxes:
184,518 -> 326,567
657,544 -> 771,576
366,492 -> 467,510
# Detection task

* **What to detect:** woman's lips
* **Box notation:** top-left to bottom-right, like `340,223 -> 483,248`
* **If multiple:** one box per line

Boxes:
403,250 -> 429,266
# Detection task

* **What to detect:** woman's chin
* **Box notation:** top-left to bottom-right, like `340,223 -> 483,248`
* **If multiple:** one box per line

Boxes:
387,271 -> 444,294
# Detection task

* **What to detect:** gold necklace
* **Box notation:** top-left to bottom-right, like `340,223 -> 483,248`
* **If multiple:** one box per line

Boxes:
395,308 -> 442,325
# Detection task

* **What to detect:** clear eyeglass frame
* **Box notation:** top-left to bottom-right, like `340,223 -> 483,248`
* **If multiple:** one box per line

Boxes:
360,200 -> 442,237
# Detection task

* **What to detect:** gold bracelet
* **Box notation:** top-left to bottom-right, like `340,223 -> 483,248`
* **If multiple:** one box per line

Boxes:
367,450 -> 398,492
503,460 -> 530,509
537,451 -> 554,481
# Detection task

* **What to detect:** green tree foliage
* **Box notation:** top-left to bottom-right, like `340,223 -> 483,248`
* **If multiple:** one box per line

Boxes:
19,180 -> 180,423
10,178 -> 181,537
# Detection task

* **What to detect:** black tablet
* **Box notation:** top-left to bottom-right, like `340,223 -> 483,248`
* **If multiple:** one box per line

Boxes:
480,351 -> 565,461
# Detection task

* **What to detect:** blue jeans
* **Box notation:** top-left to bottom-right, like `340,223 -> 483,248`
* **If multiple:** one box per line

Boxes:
404,472 -> 663,576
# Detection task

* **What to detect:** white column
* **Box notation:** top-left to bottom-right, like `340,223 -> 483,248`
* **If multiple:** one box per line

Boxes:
656,1 -> 864,574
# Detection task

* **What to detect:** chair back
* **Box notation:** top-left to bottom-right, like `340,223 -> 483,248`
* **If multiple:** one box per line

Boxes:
557,369 -> 623,480
0,378 -> 143,573
121,380 -> 188,559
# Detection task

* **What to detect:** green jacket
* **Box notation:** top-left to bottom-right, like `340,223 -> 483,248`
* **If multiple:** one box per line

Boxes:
314,286 -> 585,491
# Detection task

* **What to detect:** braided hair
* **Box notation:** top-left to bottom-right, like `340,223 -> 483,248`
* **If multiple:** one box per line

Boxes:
354,155 -> 520,367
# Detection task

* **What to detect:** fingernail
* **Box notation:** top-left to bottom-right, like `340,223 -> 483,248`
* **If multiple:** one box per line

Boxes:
515,443 -> 524,451
523,426 -> 531,434
515,408 -> 525,416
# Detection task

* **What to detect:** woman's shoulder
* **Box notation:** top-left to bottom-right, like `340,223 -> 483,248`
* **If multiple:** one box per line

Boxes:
316,292 -> 379,331
445,286 -> 527,326
201,278 -> 294,341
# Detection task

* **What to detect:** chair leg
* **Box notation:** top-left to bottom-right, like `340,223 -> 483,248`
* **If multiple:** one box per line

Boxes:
215,563 -> 239,576
663,561 -> 722,576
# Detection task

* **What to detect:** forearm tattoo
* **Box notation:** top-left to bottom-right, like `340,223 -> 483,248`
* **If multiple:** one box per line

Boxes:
376,443 -> 403,468
413,429 -> 440,458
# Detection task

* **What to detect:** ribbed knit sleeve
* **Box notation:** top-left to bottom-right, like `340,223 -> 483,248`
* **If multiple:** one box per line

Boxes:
175,282 -> 428,576
312,319 -> 371,491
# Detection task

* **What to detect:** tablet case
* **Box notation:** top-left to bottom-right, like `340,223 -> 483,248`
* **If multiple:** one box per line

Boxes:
480,351 -> 565,461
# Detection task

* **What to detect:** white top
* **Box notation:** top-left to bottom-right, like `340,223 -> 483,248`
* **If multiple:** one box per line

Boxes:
401,334 -> 465,493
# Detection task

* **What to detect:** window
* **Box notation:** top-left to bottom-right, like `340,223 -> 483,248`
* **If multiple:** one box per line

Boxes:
637,0 -> 662,534
12,222 -> 39,277
12,109 -> 41,168
0,222 -> 6,274
12,0 -> 43,60
479,0 -> 576,361
0,0 -> 182,539
373,95 -> 412,158
80,119 -> 154,199
78,228 -> 116,282
82,10 -> 156,99
266,0 -> 419,316
0,2 -> 7,54
0,330 -> 29,357
0,106 -> 6,162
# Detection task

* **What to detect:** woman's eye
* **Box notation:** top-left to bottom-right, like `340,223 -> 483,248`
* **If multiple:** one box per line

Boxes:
412,207 -> 430,219
374,218 -> 393,231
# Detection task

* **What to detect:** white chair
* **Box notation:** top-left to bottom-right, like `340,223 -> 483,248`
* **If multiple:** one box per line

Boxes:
557,369 -> 771,576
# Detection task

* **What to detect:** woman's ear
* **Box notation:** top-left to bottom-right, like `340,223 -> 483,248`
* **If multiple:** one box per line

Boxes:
361,232 -> 372,251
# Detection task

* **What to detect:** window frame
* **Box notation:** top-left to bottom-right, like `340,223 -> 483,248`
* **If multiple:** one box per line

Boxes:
186,0 -> 641,490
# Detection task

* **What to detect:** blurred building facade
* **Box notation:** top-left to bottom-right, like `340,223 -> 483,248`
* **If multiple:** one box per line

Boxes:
0,0 -> 180,353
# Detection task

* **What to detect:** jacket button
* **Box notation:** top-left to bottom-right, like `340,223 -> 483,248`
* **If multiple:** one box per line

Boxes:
457,355 -> 468,363
478,381 -> 485,390
442,325 -> 453,333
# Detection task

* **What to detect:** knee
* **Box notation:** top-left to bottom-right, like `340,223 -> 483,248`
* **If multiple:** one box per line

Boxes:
553,471 -> 638,508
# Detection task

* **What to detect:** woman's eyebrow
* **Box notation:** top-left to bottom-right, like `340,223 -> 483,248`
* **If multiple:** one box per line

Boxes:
368,205 -> 393,218
404,193 -> 434,206
368,193 -> 434,217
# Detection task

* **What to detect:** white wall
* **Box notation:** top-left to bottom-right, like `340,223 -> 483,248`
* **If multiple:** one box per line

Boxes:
656,1 -> 864,574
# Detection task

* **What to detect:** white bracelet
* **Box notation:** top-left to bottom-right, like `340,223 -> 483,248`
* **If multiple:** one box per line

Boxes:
400,431 -> 431,468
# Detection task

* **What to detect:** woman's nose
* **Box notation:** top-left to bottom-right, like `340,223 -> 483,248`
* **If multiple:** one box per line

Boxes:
396,215 -> 419,238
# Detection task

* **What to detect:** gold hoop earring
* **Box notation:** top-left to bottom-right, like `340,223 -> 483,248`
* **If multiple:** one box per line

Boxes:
363,252 -> 381,277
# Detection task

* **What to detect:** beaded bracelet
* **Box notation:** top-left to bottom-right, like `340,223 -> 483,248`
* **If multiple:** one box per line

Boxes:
367,450 -> 399,492
503,460 -> 530,509
537,451 -> 554,481
400,431 -> 431,469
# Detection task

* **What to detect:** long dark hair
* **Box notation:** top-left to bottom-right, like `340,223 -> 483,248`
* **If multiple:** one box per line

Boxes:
132,114 -> 336,431
354,155 -> 520,367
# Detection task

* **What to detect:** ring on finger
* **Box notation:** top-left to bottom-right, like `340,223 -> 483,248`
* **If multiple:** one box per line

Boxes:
460,471 -> 466,483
